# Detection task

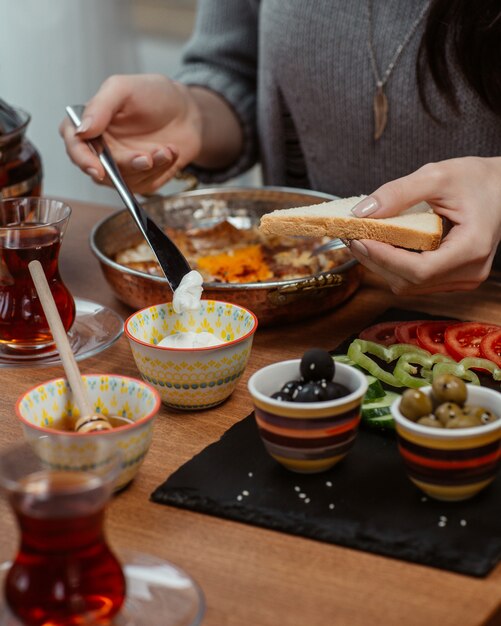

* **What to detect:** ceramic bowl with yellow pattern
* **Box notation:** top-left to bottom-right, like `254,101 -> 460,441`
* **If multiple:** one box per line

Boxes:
392,384 -> 501,501
125,300 -> 258,410
15,374 -> 161,491
248,360 -> 368,473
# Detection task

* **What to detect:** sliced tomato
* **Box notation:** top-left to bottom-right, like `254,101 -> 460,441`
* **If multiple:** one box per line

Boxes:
480,329 -> 501,367
444,322 -> 501,360
416,321 -> 456,356
393,320 -> 430,346
358,321 -> 402,346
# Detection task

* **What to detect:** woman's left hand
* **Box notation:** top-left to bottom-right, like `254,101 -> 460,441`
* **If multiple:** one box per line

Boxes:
348,156 -> 501,295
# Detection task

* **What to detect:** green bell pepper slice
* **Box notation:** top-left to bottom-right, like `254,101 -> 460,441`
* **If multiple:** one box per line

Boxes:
347,339 -> 430,388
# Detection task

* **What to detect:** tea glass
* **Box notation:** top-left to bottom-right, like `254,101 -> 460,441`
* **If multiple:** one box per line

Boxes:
0,440 -> 125,625
0,197 -> 75,352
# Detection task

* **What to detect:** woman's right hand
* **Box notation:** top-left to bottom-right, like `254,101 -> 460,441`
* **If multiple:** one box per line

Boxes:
59,74 -> 203,195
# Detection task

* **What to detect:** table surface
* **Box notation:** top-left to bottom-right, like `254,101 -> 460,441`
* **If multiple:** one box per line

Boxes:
1,198 -> 501,626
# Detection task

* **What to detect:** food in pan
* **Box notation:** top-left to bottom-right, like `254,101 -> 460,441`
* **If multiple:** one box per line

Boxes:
259,195 -> 443,251
114,219 -> 351,283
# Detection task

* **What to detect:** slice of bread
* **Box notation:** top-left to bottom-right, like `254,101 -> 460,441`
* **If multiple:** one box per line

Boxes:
259,195 -> 443,251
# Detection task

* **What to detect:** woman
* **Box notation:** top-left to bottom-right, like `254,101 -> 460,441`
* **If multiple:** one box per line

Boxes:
60,0 -> 501,295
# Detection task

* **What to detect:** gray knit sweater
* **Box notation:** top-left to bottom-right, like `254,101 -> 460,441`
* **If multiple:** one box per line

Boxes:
176,0 -> 501,267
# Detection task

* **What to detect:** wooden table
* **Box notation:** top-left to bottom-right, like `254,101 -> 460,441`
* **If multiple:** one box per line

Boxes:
1,199 -> 501,626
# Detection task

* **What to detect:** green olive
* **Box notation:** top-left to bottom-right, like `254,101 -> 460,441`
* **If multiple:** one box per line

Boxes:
434,402 -> 464,426
463,405 -> 498,424
417,414 -> 443,428
432,374 -> 467,405
399,389 -> 433,421
446,414 -> 483,429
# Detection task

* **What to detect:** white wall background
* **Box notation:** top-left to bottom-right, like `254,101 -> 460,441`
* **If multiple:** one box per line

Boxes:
0,1 -> 259,206
0,0 -> 187,205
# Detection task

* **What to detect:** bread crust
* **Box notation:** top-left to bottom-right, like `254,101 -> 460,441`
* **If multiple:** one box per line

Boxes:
259,202 -> 443,251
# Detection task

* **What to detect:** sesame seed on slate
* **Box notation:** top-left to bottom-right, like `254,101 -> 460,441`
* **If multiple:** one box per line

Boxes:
242,490 -> 250,496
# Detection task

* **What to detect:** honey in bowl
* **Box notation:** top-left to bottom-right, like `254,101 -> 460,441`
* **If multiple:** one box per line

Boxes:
54,414 -> 134,433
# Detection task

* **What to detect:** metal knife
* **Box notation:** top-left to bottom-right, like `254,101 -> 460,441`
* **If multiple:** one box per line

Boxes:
66,105 -> 191,293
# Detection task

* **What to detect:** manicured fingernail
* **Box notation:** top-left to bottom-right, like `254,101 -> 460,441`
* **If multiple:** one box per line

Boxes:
352,196 -> 379,217
86,167 -> 100,180
131,156 -> 151,171
350,240 -> 369,256
152,149 -> 169,166
166,144 -> 178,158
76,117 -> 92,134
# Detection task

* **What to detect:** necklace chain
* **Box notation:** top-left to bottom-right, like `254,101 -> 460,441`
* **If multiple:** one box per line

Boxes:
367,0 -> 431,88
367,0 -> 430,139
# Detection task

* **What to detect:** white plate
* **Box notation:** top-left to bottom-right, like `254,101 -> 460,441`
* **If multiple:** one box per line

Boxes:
0,298 -> 123,368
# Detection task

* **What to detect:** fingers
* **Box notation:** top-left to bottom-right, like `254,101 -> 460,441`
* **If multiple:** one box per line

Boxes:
352,162 -> 449,219
74,75 -> 137,138
349,236 -> 491,295
59,119 -> 106,180
59,74 -> 149,180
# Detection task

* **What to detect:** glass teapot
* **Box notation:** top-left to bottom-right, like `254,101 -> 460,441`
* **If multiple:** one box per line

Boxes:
0,98 -> 42,199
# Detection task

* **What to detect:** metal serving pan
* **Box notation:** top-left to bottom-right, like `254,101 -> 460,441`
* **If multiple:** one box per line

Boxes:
90,186 -> 362,326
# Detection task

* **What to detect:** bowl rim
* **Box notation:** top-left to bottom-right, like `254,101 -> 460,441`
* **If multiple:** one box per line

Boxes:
248,359 -> 368,409
124,299 -> 258,352
15,373 -> 161,437
89,185 -> 358,290
391,384 -> 501,438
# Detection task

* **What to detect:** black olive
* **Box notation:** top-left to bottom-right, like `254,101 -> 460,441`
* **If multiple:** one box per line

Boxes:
300,348 -> 335,382
280,380 -> 303,397
293,382 -> 325,402
271,391 -> 287,401
318,380 -> 349,401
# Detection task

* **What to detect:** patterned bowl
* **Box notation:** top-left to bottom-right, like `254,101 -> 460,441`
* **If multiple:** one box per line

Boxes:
392,385 -> 501,501
15,375 -> 161,491
248,360 -> 368,473
125,300 -> 258,410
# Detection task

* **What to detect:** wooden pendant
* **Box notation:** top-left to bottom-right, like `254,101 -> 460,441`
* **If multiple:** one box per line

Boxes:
373,85 -> 388,140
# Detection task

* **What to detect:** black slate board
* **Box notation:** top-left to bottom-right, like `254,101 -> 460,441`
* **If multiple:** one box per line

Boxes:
151,309 -> 501,577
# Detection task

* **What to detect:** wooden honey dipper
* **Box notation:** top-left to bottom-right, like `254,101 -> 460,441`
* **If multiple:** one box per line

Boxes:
28,260 -> 113,433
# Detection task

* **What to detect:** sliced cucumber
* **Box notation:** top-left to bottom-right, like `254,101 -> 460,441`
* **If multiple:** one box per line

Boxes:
363,413 -> 396,430
364,376 -> 386,402
361,391 -> 400,429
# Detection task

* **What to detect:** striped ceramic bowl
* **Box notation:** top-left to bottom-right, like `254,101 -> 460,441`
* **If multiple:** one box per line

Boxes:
392,385 -> 501,501
248,360 -> 368,473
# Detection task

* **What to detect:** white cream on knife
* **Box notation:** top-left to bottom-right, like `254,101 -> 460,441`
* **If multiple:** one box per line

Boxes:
158,270 -> 225,348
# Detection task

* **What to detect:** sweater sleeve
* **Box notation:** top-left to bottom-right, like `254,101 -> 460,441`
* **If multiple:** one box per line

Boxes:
174,0 -> 259,183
